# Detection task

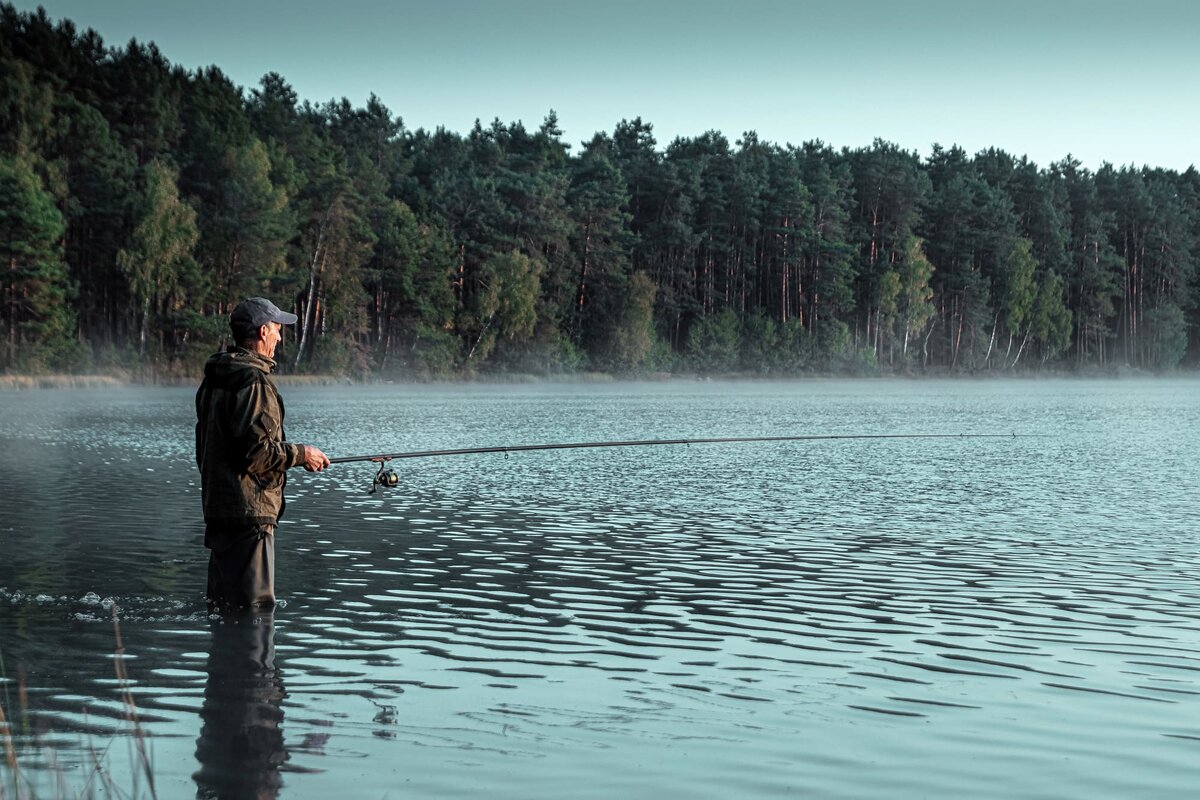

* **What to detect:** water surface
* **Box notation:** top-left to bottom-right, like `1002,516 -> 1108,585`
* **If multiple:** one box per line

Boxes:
1,379 -> 1197,798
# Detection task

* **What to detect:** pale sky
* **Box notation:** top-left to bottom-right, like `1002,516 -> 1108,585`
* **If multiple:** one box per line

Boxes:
17,0 -> 1200,170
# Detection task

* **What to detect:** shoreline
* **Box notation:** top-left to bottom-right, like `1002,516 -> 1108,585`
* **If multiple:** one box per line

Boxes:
0,366 -> 1188,390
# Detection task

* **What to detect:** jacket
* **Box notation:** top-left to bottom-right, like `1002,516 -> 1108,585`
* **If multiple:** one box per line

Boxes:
195,346 -> 307,527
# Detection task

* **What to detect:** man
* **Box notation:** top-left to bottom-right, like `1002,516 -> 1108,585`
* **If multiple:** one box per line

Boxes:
195,297 -> 330,611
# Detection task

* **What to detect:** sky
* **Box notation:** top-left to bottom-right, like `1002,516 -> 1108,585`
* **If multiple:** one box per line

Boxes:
15,0 -> 1200,170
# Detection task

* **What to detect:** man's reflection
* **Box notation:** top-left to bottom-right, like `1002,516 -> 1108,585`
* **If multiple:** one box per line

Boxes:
194,613 -> 287,799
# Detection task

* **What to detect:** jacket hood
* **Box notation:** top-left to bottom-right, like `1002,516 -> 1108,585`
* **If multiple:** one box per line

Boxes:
204,346 -> 276,380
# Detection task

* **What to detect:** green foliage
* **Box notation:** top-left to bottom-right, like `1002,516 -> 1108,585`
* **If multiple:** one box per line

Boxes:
605,271 -> 657,373
293,193 -> 373,371
737,312 -> 780,373
117,159 -> 201,357
568,138 -> 636,358
365,200 -> 458,370
0,154 -> 77,370
212,139 -> 295,299
815,318 -> 877,373
1030,270 -> 1072,363
687,309 -> 740,373
404,323 -> 461,379
488,250 -> 542,339
490,328 -> 584,376
1143,304 -> 1187,370
457,250 -> 543,367
305,335 -> 367,377
0,56 -> 53,156
996,235 -> 1037,334
898,237 -> 936,350
55,101 -> 138,344
3,3 -> 1200,377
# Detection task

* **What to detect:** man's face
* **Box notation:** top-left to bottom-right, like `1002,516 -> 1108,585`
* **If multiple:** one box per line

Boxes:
259,322 -> 283,358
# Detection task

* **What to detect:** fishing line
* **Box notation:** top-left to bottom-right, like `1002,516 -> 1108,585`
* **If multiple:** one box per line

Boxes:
326,433 -> 1021,494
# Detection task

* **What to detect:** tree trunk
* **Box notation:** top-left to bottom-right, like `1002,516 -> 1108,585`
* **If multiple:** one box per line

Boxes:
576,219 -> 591,317
983,314 -> 998,368
295,208 -> 332,370
465,314 -> 494,362
922,319 -> 934,368
951,302 -> 963,369
1009,328 -> 1030,369
138,298 -> 150,357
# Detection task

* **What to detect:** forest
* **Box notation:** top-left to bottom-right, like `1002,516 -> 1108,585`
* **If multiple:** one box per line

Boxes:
2,4 -> 1198,378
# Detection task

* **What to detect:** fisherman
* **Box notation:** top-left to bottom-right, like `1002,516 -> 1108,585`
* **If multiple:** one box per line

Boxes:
195,297 -> 331,611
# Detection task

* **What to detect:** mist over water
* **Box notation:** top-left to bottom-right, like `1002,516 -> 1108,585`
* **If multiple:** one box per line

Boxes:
1,379 -> 1197,798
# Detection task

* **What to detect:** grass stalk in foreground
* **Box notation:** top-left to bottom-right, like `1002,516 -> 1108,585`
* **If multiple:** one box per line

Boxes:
0,606 -> 158,799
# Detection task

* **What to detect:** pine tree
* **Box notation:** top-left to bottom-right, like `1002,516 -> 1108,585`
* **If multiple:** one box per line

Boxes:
116,159 -> 200,358
0,155 -> 77,369
567,136 -> 634,360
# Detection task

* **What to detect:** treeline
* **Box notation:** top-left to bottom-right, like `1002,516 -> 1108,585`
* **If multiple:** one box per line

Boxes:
2,5 -> 1198,378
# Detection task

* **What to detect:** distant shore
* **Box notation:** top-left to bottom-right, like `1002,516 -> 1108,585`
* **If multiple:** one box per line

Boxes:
0,373 -> 361,390
0,372 -> 621,390
1,366 -> 1190,391
0,374 -> 130,390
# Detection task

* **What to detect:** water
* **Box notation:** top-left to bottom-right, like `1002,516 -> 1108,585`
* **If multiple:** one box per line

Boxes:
0,379 -> 1197,798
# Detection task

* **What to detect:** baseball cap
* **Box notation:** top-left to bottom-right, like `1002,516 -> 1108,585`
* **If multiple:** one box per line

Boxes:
230,297 -> 298,336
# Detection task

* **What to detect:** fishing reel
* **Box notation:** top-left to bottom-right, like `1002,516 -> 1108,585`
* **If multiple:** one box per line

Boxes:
369,459 -> 400,495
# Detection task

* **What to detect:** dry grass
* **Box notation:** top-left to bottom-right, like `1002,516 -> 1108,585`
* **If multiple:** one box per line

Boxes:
0,375 -> 128,391
0,607 -> 156,800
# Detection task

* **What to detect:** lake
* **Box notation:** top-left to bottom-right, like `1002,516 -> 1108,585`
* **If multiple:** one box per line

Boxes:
1,379 -> 1197,798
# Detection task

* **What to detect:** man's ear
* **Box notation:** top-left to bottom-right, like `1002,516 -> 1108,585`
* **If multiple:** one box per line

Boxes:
259,323 -> 271,342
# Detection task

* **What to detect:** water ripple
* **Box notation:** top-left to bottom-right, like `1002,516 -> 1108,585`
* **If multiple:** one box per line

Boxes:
2,381 -> 1199,797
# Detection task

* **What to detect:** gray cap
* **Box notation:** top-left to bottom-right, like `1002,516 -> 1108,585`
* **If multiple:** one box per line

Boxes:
230,297 -> 298,335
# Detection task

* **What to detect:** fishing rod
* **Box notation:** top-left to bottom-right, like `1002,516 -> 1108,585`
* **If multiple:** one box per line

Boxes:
327,433 -> 1020,494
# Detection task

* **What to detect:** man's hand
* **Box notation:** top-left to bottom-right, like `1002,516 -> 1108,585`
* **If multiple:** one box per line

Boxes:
303,445 -> 332,472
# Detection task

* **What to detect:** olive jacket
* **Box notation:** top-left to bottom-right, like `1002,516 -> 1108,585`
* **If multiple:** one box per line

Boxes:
195,346 -> 307,529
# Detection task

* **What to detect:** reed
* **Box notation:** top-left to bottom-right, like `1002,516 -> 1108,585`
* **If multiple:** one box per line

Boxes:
0,607 -> 157,799
109,608 -> 156,800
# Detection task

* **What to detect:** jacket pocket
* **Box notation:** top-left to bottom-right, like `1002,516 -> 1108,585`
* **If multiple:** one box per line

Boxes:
251,471 -> 285,492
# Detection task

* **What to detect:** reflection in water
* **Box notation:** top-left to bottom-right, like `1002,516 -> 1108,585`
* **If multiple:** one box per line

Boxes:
2,382 -> 1200,798
194,614 -> 287,800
